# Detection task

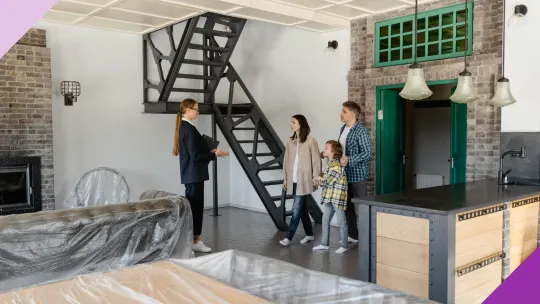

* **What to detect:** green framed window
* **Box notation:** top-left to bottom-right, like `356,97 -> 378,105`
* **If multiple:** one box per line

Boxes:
374,2 -> 473,67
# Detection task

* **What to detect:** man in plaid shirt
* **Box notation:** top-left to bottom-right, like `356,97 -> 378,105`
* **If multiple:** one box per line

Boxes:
338,101 -> 372,243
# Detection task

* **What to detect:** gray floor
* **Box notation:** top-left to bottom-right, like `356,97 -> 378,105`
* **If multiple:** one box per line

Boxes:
182,206 -> 360,280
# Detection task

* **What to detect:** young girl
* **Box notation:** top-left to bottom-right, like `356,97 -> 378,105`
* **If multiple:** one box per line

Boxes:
313,140 -> 349,253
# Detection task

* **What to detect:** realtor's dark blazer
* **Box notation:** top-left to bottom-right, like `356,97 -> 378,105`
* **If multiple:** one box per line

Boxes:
179,120 -> 215,184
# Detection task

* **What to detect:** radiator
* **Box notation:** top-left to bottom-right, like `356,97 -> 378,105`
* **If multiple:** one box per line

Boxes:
415,174 -> 445,189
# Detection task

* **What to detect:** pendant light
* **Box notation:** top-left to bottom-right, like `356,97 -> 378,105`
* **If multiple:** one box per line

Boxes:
399,0 -> 432,100
450,0 -> 478,104
490,0 -> 516,107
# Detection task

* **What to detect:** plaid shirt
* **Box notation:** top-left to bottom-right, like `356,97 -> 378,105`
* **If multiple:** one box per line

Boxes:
321,159 -> 348,210
339,121 -> 371,183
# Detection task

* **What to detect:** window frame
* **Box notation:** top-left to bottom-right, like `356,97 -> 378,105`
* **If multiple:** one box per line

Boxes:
374,2 -> 474,68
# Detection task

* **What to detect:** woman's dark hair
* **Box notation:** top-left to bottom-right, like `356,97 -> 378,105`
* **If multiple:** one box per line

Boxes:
326,140 -> 343,160
290,114 -> 310,143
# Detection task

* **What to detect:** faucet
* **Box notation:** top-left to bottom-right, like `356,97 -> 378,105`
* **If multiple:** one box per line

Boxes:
498,146 -> 527,185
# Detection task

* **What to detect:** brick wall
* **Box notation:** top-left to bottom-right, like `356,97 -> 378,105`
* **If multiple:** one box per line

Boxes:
349,0 -> 509,277
0,28 -> 54,210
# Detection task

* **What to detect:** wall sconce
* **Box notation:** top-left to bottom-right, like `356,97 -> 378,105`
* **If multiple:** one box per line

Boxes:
61,81 -> 81,106
508,4 -> 528,26
324,40 -> 338,56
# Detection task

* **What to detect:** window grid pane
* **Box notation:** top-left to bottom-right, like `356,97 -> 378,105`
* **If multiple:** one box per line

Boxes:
374,2 -> 473,67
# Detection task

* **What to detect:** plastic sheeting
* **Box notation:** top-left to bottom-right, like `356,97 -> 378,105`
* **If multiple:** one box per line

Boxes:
175,250 -> 436,304
0,260 -> 270,304
64,167 -> 131,209
0,195 -> 193,293
0,250 -> 435,304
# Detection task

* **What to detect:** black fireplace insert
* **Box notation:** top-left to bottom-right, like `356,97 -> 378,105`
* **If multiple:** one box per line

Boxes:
0,157 -> 41,215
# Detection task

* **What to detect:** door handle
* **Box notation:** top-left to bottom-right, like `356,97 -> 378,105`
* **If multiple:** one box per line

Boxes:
402,155 -> 406,165
449,158 -> 454,169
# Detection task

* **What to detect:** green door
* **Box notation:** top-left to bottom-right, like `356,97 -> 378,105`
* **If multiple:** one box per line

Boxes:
450,87 -> 467,184
376,89 -> 404,194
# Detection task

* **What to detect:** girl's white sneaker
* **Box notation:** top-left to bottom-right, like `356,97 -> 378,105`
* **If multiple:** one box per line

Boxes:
279,238 -> 291,246
335,247 -> 348,254
312,245 -> 329,251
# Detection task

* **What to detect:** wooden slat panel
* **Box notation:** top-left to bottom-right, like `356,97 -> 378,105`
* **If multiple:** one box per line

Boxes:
376,263 -> 428,298
509,239 -> 538,274
509,202 -> 539,274
455,209 -> 503,267
455,261 -> 501,296
376,236 -> 429,274
376,213 -> 429,245
455,211 -> 503,240
510,202 -> 539,222
455,278 -> 500,304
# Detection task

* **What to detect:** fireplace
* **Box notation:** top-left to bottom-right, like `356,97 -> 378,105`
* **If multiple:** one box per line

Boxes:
0,157 -> 41,215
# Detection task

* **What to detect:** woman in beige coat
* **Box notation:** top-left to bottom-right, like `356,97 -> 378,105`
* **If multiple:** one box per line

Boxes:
279,114 -> 322,246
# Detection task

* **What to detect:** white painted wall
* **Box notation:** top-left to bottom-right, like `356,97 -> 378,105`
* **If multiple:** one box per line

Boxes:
502,0 -> 540,132
35,21 -> 229,209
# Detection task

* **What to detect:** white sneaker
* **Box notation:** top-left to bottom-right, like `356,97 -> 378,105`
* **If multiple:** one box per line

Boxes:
348,237 -> 359,243
313,245 -> 329,251
300,236 -> 315,244
192,241 -> 212,253
336,247 -> 348,254
279,238 -> 291,246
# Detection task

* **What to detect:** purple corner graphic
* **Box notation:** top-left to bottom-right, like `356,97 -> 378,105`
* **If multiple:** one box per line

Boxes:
484,247 -> 540,303
0,0 -> 58,57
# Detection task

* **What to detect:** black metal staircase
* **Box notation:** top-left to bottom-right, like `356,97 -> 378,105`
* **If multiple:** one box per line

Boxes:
143,13 -> 323,231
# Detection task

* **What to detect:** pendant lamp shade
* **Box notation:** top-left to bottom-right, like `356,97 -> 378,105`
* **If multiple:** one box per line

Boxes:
399,63 -> 433,100
489,0 -> 516,107
399,0 -> 432,100
490,77 -> 517,107
450,70 -> 478,104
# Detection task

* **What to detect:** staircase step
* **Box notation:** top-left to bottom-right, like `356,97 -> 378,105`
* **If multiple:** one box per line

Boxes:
171,88 -> 211,93
271,195 -> 293,201
189,43 -> 230,52
193,28 -> 237,37
259,165 -> 283,171
246,152 -> 281,157
183,59 -> 223,66
262,180 -> 284,186
177,74 -> 217,80
285,210 -> 293,217
233,127 -> 255,131
237,140 -> 271,144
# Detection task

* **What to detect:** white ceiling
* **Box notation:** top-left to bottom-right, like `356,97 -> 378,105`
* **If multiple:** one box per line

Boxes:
41,0 -> 436,34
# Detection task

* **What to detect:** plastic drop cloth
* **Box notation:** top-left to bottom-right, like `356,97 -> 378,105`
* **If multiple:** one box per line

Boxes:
0,195 -> 193,293
0,260 -> 270,304
0,250 -> 436,304
174,250 -> 437,304
64,167 -> 131,208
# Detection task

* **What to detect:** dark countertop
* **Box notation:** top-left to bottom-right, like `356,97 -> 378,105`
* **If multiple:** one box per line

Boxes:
353,178 -> 540,215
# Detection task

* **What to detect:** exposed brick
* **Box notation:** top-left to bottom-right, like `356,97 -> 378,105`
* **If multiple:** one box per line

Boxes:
0,28 -> 54,212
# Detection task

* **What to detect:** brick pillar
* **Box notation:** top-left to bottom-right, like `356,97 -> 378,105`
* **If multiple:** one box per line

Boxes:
0,28 -> 55,210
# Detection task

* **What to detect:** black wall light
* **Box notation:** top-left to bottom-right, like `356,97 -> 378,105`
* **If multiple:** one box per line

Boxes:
324,40 -> 338,56
514,4 -> 527,16
60,81 -> 81,106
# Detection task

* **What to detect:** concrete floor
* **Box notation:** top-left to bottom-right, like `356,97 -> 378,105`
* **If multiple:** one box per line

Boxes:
183,206 -> 360,280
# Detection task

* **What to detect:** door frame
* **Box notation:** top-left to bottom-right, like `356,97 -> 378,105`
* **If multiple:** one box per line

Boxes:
375,78 -> 460,194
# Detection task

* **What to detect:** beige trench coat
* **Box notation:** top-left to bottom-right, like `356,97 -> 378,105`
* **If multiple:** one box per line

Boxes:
283,135 -> 322,196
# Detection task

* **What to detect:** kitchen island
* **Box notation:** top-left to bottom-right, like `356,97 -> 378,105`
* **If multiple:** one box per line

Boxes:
353,179 -> 540,304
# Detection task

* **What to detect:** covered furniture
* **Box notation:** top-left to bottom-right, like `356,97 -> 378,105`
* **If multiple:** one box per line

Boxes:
0,195 -> 193,292
0,250 -> 433,303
